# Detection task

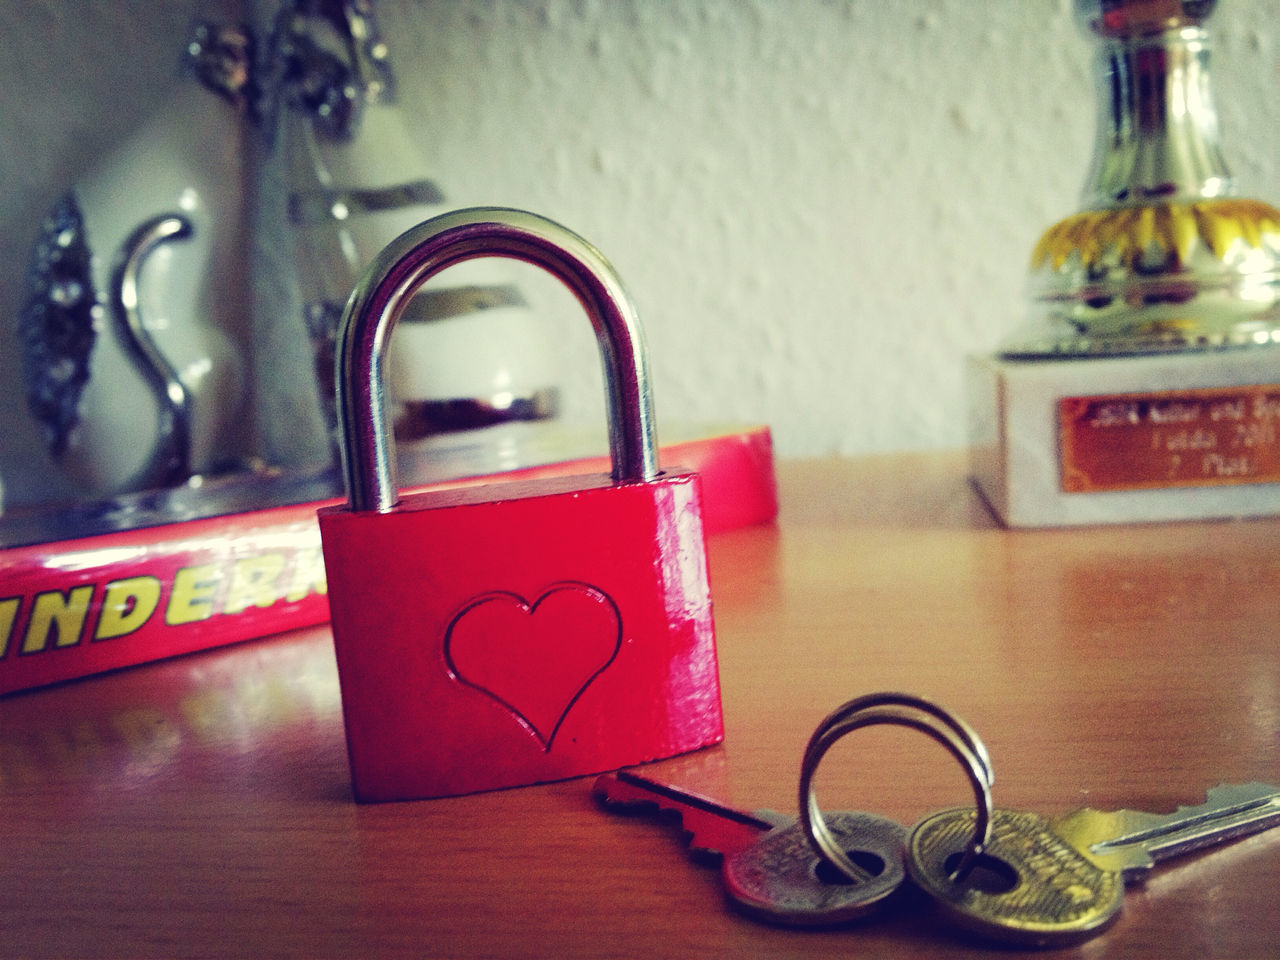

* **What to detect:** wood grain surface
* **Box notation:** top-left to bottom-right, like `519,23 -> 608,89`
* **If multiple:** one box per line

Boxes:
1,453 -> 1276,958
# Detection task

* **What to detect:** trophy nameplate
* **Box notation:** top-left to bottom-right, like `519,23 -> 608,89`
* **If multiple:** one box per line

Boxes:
1060,385 -> 1280,493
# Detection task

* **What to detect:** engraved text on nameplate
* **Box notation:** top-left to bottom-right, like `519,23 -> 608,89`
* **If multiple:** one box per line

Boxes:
1059,386 -> 1280,493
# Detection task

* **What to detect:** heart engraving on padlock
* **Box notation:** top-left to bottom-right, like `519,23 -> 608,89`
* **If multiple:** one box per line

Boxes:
443,582 -> 622,750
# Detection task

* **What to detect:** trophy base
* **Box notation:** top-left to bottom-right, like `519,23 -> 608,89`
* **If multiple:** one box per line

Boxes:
967,349 -> 1280,527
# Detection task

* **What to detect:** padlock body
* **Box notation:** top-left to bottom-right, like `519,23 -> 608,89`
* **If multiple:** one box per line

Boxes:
318,469 -> 723,801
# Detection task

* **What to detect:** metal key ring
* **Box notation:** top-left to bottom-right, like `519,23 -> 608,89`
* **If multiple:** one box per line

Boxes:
800,709 -> 992,884
798,693 -> 995,885
805,692 -> 994,787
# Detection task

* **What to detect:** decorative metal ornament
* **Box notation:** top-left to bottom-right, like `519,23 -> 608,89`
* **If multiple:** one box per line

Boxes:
256,0 -> 560,474
1002,0 -> 1280,357
20,194 -> 96,460
17,19 -> 253,497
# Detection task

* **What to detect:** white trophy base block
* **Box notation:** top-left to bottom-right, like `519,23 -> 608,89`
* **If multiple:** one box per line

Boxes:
967,349 -> 1280,527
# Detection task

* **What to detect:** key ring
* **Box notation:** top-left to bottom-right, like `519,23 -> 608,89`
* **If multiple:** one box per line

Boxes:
797,692 -> 995,885
799,693 -> 993,884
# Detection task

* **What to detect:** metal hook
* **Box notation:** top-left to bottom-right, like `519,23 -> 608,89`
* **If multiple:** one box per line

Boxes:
109,213 -> 195,491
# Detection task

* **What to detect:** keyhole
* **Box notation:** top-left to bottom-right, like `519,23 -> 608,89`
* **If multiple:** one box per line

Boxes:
943,851 -> 1020,894
813,849 -> 887,886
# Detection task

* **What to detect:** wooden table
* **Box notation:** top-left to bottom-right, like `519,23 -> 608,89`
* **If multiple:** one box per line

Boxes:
2,453 -> 1277,958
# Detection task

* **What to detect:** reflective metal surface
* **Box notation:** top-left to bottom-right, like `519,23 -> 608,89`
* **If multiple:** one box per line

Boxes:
109,215 -> 195,491
335,207 -> 658,513
287,180 -> 446,226
184,20 -> 253,105
393,388 -> 559,442
262,0 -> 393,141
1001,0 -> 1280,357
19,193 -> 95,459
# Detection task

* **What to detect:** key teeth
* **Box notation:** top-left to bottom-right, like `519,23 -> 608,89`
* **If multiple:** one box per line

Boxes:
1072,781 -> 1279,823
1059,781 -> 1280,882
592,775 -> 676,821
591,774 -> 643,809
1203,782 -> 1280,806
1167,783 -> 1254,819
591,774 -> 730,863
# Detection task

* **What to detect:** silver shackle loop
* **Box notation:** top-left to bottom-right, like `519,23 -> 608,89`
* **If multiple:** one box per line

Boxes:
334,207 -> 659,513
798,692 -> 995,885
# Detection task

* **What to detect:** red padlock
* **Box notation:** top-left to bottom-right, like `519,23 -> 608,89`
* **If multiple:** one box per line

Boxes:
318,208 -> 725,801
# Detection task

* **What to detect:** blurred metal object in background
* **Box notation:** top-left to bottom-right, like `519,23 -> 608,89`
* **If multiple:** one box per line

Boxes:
1002,0 -> 1280,358
254,0 -> 561,482
18,12 -> 255,498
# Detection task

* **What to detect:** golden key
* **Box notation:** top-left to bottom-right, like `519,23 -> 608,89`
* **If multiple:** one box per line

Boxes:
906,781 -> 1280,948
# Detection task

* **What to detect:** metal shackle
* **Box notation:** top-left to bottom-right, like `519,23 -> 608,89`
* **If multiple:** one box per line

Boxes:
334,207 -> 659,513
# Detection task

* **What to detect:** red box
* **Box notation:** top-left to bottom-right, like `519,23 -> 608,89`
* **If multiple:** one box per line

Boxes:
0,426 -> 775,696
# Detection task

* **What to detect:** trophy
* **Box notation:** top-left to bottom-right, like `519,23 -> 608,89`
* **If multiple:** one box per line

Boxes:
969,0 -> 1280,526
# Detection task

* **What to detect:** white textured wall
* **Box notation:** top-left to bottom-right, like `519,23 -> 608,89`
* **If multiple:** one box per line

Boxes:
0,0 -> 1277,504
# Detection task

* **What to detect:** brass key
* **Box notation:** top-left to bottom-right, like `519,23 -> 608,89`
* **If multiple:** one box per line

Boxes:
907,781 -> 1280,947
594,770 -> 907,926
593,692 -> 997,927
